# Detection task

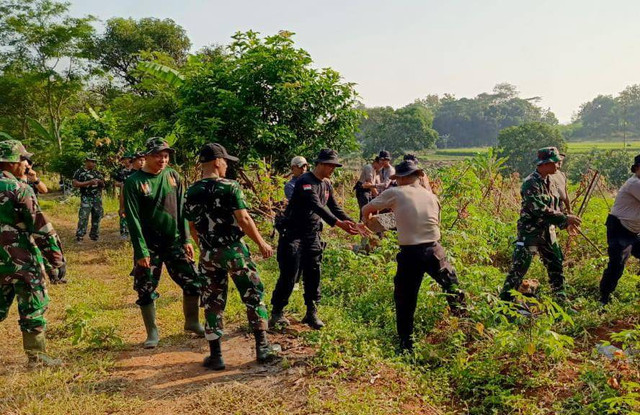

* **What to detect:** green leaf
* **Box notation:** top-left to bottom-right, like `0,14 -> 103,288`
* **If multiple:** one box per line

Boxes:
137,61 -> 184,88
26,117 -> 54,142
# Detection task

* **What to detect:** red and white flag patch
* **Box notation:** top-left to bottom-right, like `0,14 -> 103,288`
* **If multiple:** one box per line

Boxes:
302,184 -> 312,191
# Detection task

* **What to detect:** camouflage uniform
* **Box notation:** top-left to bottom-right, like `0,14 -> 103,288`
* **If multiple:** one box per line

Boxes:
73,166 -> 104,240
185,177 -> 268,340
113,165 -> 135,237
500,148 -> 568,301
0,142 -> 65,333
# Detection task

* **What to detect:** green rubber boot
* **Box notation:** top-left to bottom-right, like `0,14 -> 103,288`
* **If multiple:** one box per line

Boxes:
22,331 -> 62,367
183,294 -> 205,337
140,302 -> 159,349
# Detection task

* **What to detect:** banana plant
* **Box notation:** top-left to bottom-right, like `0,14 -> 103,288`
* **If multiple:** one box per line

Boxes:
136,61 -> 185,88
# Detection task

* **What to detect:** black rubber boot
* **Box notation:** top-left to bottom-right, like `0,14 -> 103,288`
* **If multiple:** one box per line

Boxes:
203,339 -> 225,370
254,330 -> 281,363
268,308 -> 290,328
301,303 -> 325,330
140,302 -> 159,349
183,294 -> 205,337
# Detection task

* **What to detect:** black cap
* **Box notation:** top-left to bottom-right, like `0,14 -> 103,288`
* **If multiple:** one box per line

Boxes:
314,149 -> 342,167
391,160 -> 423,179
403,153 -> 418,162
199,143 -> 239,163
378,150 -> 391,160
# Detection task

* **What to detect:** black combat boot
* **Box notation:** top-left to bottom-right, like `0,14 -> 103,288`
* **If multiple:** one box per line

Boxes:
398,337 -> 414,353
301,303 -> 325,330
268,307 -> 290,328
254,330 -> 281,363
447,290 -> 467,317
203,339 -> 225,370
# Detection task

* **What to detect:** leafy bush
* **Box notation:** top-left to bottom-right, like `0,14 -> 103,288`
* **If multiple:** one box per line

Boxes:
566,149 -> 634,187
497,122 -> 567,177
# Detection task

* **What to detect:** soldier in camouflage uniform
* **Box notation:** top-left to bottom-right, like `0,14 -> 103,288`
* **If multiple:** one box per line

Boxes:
113,153 -> 134,238
124,138 -> 203,349
500,147 -> 582,301
0,140 -> 66,366
72,155 -> 105,242
185,143 -> 279,370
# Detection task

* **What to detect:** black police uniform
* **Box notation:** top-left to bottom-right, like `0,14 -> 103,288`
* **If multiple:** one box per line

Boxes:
271,172 -> 354,310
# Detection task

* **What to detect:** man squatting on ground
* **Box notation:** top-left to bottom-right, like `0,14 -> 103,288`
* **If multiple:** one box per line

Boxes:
362,159 -> 465,352
500,147 -> 582,301
72,155 -> 105,242
284,156 -> 308,201
270,149 -> 367,329
0,140 -> 66,366
124,137 -> 204,349
185,143 -> 280,370
599,154 -> 640,306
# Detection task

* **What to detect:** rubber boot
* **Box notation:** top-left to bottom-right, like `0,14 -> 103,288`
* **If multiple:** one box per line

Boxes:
203,339 -> 225,370
301,303 -> 325,330
254,330 -> 281,363
183,294 -> 205,337
22,331 -> 62,367
140,302 -> 159,349
268,307 -> 290,328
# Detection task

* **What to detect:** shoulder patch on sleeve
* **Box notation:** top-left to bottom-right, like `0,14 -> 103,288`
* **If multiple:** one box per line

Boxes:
302,184 -> 312,191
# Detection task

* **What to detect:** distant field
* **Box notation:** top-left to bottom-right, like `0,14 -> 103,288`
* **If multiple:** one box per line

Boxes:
425,140 -> 640,161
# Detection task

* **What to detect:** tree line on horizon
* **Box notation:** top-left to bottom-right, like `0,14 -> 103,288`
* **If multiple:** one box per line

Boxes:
1,0 -> 637,176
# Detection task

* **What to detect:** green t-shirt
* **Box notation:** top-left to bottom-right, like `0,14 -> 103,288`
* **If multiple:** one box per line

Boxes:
184,177 -> 248,251
124,167 -> 190,259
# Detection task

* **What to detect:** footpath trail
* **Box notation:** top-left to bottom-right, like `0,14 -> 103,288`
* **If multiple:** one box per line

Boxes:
0,197 -> 318,415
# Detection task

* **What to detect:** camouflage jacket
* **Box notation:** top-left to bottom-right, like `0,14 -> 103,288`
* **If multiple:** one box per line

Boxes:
112,167 -> 135,184
184,177 -> 248,252
0,171 -> 65,286
517,170 -> 568,244
73,168 -> 104,197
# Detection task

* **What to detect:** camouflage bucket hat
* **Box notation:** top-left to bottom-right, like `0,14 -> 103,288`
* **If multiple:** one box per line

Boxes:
535,147 -> 564,165
0,140 -> 33,162
145,137 -> 175,155
85,153 -> 98,162
120,152 -> 134,160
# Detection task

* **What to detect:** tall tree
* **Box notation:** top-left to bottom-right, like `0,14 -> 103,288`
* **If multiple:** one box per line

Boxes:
178,31 -> 361,170
0,0 -> 95,152
87,17 -> 191,87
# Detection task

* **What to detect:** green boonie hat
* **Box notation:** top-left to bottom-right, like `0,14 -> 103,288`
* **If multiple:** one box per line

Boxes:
120,152 -> 134,160
0,140 -> 33,162
535,147 -> 563,165
145,137 -> 175,155
85,154 -> 98,162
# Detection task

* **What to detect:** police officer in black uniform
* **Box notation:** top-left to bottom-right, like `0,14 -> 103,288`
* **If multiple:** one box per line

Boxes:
270,149 -> 365,329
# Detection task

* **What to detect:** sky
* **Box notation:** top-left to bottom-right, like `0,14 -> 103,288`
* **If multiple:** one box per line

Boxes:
69,0 -> 640,123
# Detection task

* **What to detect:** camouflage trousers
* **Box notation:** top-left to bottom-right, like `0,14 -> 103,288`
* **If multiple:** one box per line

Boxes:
199,241 -> 268,341
76,195 -> 103,239
119,216 -> 129,238
130,245 -> 201,306
0,281 -> 49,332
500,239 -> 564,301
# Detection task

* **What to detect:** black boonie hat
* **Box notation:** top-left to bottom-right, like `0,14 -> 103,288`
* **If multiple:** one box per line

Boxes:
403,153 -> 418,162
391,160 -> 423,179
199,143 -> 239,163
378,150 -> 391,160
314,149 -> 342,167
